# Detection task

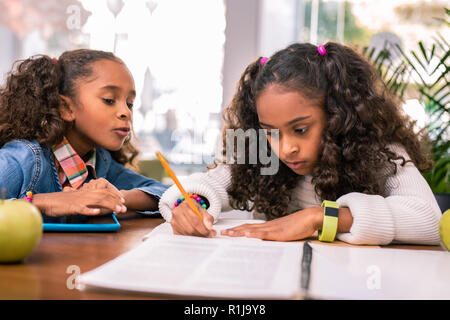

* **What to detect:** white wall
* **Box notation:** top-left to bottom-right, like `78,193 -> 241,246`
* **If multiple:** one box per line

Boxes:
0,26 -> 19,85
222,0 -> 262,109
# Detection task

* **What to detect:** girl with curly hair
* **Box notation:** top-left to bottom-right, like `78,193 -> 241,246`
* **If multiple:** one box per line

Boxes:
159,42 -> 442,245
0,49 -> 167,221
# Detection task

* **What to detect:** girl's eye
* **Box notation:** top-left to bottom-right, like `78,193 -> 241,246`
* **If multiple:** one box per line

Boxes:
127,103 -> 134,109
103,98 -> 115,105
295,127 -> 308,134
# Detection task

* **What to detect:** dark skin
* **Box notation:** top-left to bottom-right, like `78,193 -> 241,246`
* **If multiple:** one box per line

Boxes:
33,59 -> 158,217
170,85 -> 353,241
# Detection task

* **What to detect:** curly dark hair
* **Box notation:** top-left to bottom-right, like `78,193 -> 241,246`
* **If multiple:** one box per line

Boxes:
222,42 -> 433,220
0,49 -> 138,166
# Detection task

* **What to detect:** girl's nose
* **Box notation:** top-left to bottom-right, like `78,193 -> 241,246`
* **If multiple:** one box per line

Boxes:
119,112 -> 128,119
117,103 -> 132,120
280,136 -> 299,156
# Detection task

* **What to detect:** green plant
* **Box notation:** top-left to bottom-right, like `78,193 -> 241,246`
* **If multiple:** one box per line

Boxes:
363,8 -> 449,194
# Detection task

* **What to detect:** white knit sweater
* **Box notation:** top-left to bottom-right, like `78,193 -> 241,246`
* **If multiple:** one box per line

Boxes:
159,144 -> 442,245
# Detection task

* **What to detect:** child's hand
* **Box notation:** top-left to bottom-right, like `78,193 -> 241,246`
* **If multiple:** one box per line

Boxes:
170,200 -> 216,238
33,188 -> 127,217
77,178 -> 125,202
220,207 -> 322,241
63,178 -> 127,215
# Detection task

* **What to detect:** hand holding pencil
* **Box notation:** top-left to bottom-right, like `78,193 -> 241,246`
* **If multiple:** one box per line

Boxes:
156,152 -> 216,238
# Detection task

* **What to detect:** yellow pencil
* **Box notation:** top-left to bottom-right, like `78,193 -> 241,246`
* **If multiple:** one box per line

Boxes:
156,152 -> 204,220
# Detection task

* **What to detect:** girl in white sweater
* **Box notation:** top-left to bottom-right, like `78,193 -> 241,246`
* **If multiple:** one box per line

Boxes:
159,42 -> 442,245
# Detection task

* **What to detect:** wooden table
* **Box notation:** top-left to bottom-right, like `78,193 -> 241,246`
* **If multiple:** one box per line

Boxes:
0,213 -> 164,299
0,213 -> 444,300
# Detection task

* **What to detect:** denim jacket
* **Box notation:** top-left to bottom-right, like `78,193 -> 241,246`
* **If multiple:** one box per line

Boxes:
0,139 -> 168,222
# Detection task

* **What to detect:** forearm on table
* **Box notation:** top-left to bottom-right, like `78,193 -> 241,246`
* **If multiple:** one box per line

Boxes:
120,189 -> 159,211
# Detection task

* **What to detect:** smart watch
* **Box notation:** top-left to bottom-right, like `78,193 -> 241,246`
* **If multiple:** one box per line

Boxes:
318,200 -> 339,242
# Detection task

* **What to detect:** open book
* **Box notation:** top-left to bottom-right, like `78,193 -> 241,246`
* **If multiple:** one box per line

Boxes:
79,219 -> 305,299
79,218 -> 450,299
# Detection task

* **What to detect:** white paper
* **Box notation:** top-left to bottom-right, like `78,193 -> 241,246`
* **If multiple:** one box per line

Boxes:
79,233 -> 303,299
142,218 -> 266,241
308,243 -> 450,300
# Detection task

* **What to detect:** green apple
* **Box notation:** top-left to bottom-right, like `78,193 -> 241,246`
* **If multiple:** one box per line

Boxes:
440,209 -> 450,251
0,200 -> 43,263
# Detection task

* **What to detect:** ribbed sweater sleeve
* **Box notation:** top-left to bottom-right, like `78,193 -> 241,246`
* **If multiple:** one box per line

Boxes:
159,164 -> 233,222
336,145 -> 442,245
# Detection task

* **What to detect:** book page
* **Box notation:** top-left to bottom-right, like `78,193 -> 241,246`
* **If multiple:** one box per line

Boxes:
79,234 -> 303,299
142,218 -> 266,240
308,243 -> 450,300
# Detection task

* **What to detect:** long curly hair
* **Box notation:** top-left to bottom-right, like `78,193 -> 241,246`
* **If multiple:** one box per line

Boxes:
0,49 -> 138,167
222,42 -> 433,220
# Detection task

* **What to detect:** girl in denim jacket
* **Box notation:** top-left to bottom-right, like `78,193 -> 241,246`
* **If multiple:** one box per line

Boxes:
0,49 -> 167,221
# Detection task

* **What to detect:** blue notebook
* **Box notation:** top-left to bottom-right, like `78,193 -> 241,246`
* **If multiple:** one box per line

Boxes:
43,213 -> 120,232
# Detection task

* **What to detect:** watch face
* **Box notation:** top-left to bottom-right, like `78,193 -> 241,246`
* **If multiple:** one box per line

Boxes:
325,207 -> 339,217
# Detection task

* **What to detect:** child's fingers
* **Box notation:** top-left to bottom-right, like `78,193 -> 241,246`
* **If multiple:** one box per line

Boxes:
172,204 -> 213,237
182,202 -> 215,236
202,212 -> 215,233
221,223 -> 268,237
78,203 -> 124,216
81,180 -> 96,189
83,179 -> 125,203
83,190 -> 127,214
97,208 -> 115,215
79,207 -> 118,216
235,229 -> 269,239
189,211 -> 215,237
74,206 -> 101,216
221,228 -> 255,237
106,185 -> 126,203
176,209 -> 208,236
171,209 -> 197,235
99,178 -> 125,203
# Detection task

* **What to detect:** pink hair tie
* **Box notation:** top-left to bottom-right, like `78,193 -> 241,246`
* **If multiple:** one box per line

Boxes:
52,57 -> 58,64
317,45 -> 326,56
260,57 -> 269,66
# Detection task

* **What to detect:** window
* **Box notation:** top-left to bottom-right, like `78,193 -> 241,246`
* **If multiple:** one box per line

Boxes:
258,0 -> 449,132
0,0 -> 226,174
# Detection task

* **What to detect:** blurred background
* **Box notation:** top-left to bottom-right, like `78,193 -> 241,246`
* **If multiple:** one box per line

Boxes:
0,0 -> 448,189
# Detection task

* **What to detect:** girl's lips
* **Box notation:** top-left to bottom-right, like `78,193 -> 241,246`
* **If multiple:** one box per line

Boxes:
113,128 -> 130,137
285,161 -> 307,169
